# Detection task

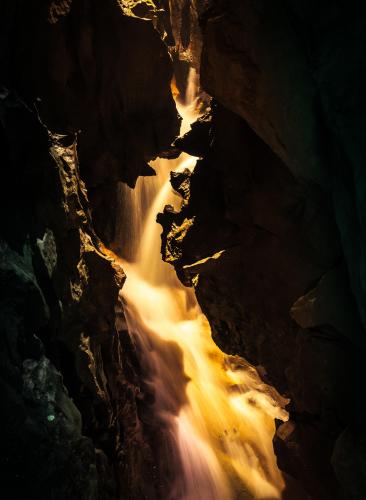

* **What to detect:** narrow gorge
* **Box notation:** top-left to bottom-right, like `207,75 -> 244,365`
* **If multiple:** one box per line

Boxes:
1,1 -> 366,500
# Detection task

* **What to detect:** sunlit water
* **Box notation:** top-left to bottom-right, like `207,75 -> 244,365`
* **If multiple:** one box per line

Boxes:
117,70 -> 288,499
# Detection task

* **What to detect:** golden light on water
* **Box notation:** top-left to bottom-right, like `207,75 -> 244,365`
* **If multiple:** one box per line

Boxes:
118,69 -> 289,499
171,76 -> 180,100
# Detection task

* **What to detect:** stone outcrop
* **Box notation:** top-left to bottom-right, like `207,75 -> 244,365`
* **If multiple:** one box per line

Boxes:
0,1 -> 180,498
160,0 -> 207,64
200,0 -> 366,331
159,1 -> 366,497
2,0 -> 179,242
0,89 -> 166,498
151,0 -> 208,96
160,102 -> 365,500
1,94 -> 107,498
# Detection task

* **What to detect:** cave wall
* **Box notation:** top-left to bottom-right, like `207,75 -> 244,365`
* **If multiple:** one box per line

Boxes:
1,0 -> 179,242
0,1 -> 180,498
200,0 -> 366,331
2,0 -> 366,498
159,1 -> 366,499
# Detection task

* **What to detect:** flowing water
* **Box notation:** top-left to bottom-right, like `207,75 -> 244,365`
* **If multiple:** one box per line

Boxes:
118,71 -> 289,499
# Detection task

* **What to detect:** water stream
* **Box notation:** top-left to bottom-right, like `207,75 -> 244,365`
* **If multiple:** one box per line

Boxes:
118,71 -> 288,500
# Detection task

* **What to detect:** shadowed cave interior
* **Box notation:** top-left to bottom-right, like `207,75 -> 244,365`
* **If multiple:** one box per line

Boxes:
1,1 -> 366,499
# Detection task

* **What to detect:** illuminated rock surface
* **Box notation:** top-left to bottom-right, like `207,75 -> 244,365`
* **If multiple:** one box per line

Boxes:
159,2 -> 366,498
0,1 -> 178,497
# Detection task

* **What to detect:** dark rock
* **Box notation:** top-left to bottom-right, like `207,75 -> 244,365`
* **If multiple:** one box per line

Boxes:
0,236 -> 98,499
332,426 -> 366,500
1,0 -> 180,243
157,2 -> 366,495
174,111 -> 212,157
160,0 -> 207,66
0,90 -> 160,498
159,99 -> 365,497
200,0 -> 366,332
170,169 -> 192,201
291,265 -> 365,348
200,0 -> 328,187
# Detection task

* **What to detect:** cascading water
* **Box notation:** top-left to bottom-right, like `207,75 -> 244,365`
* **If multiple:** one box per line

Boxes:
118,70 -> 289,499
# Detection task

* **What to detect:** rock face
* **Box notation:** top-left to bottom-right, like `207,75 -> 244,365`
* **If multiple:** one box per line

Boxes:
1,1 -> 180,498
152,0 -> 208,96
159,2 -> 366,498
0,92 -> 160,499
1,95 -> 108,498
200,0 -> 366,331
3,0 -> 366,498
2,0 -> 179,242
160,0 -> 207,64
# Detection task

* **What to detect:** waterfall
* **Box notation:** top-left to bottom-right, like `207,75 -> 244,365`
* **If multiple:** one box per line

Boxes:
118,69 -> 288,500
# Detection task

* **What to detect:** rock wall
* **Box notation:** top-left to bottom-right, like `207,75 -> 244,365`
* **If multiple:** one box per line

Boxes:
3,0 -> 366,498
1,0 -> 179,242
1,1 -> 179,498
200,0 -> 366,331
159,1 -> 366,499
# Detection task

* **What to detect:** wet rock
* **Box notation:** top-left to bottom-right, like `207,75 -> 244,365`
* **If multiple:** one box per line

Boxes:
160,0 -> 207,65
1,0 -> 180,242
162,100 -> 364,497
0,1 -> 187,498
200,0 -> 366,332
0,92 -> 159,498
170,169 -> 192,203
0,239 -> 98,499
173,111 -> 212,157
158,2 -> 366,495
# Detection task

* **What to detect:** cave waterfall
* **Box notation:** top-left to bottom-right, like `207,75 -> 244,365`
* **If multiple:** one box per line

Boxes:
120,70 -> 287,500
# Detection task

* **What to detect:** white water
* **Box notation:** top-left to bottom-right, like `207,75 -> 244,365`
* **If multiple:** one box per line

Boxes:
117,70 -> 288,499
